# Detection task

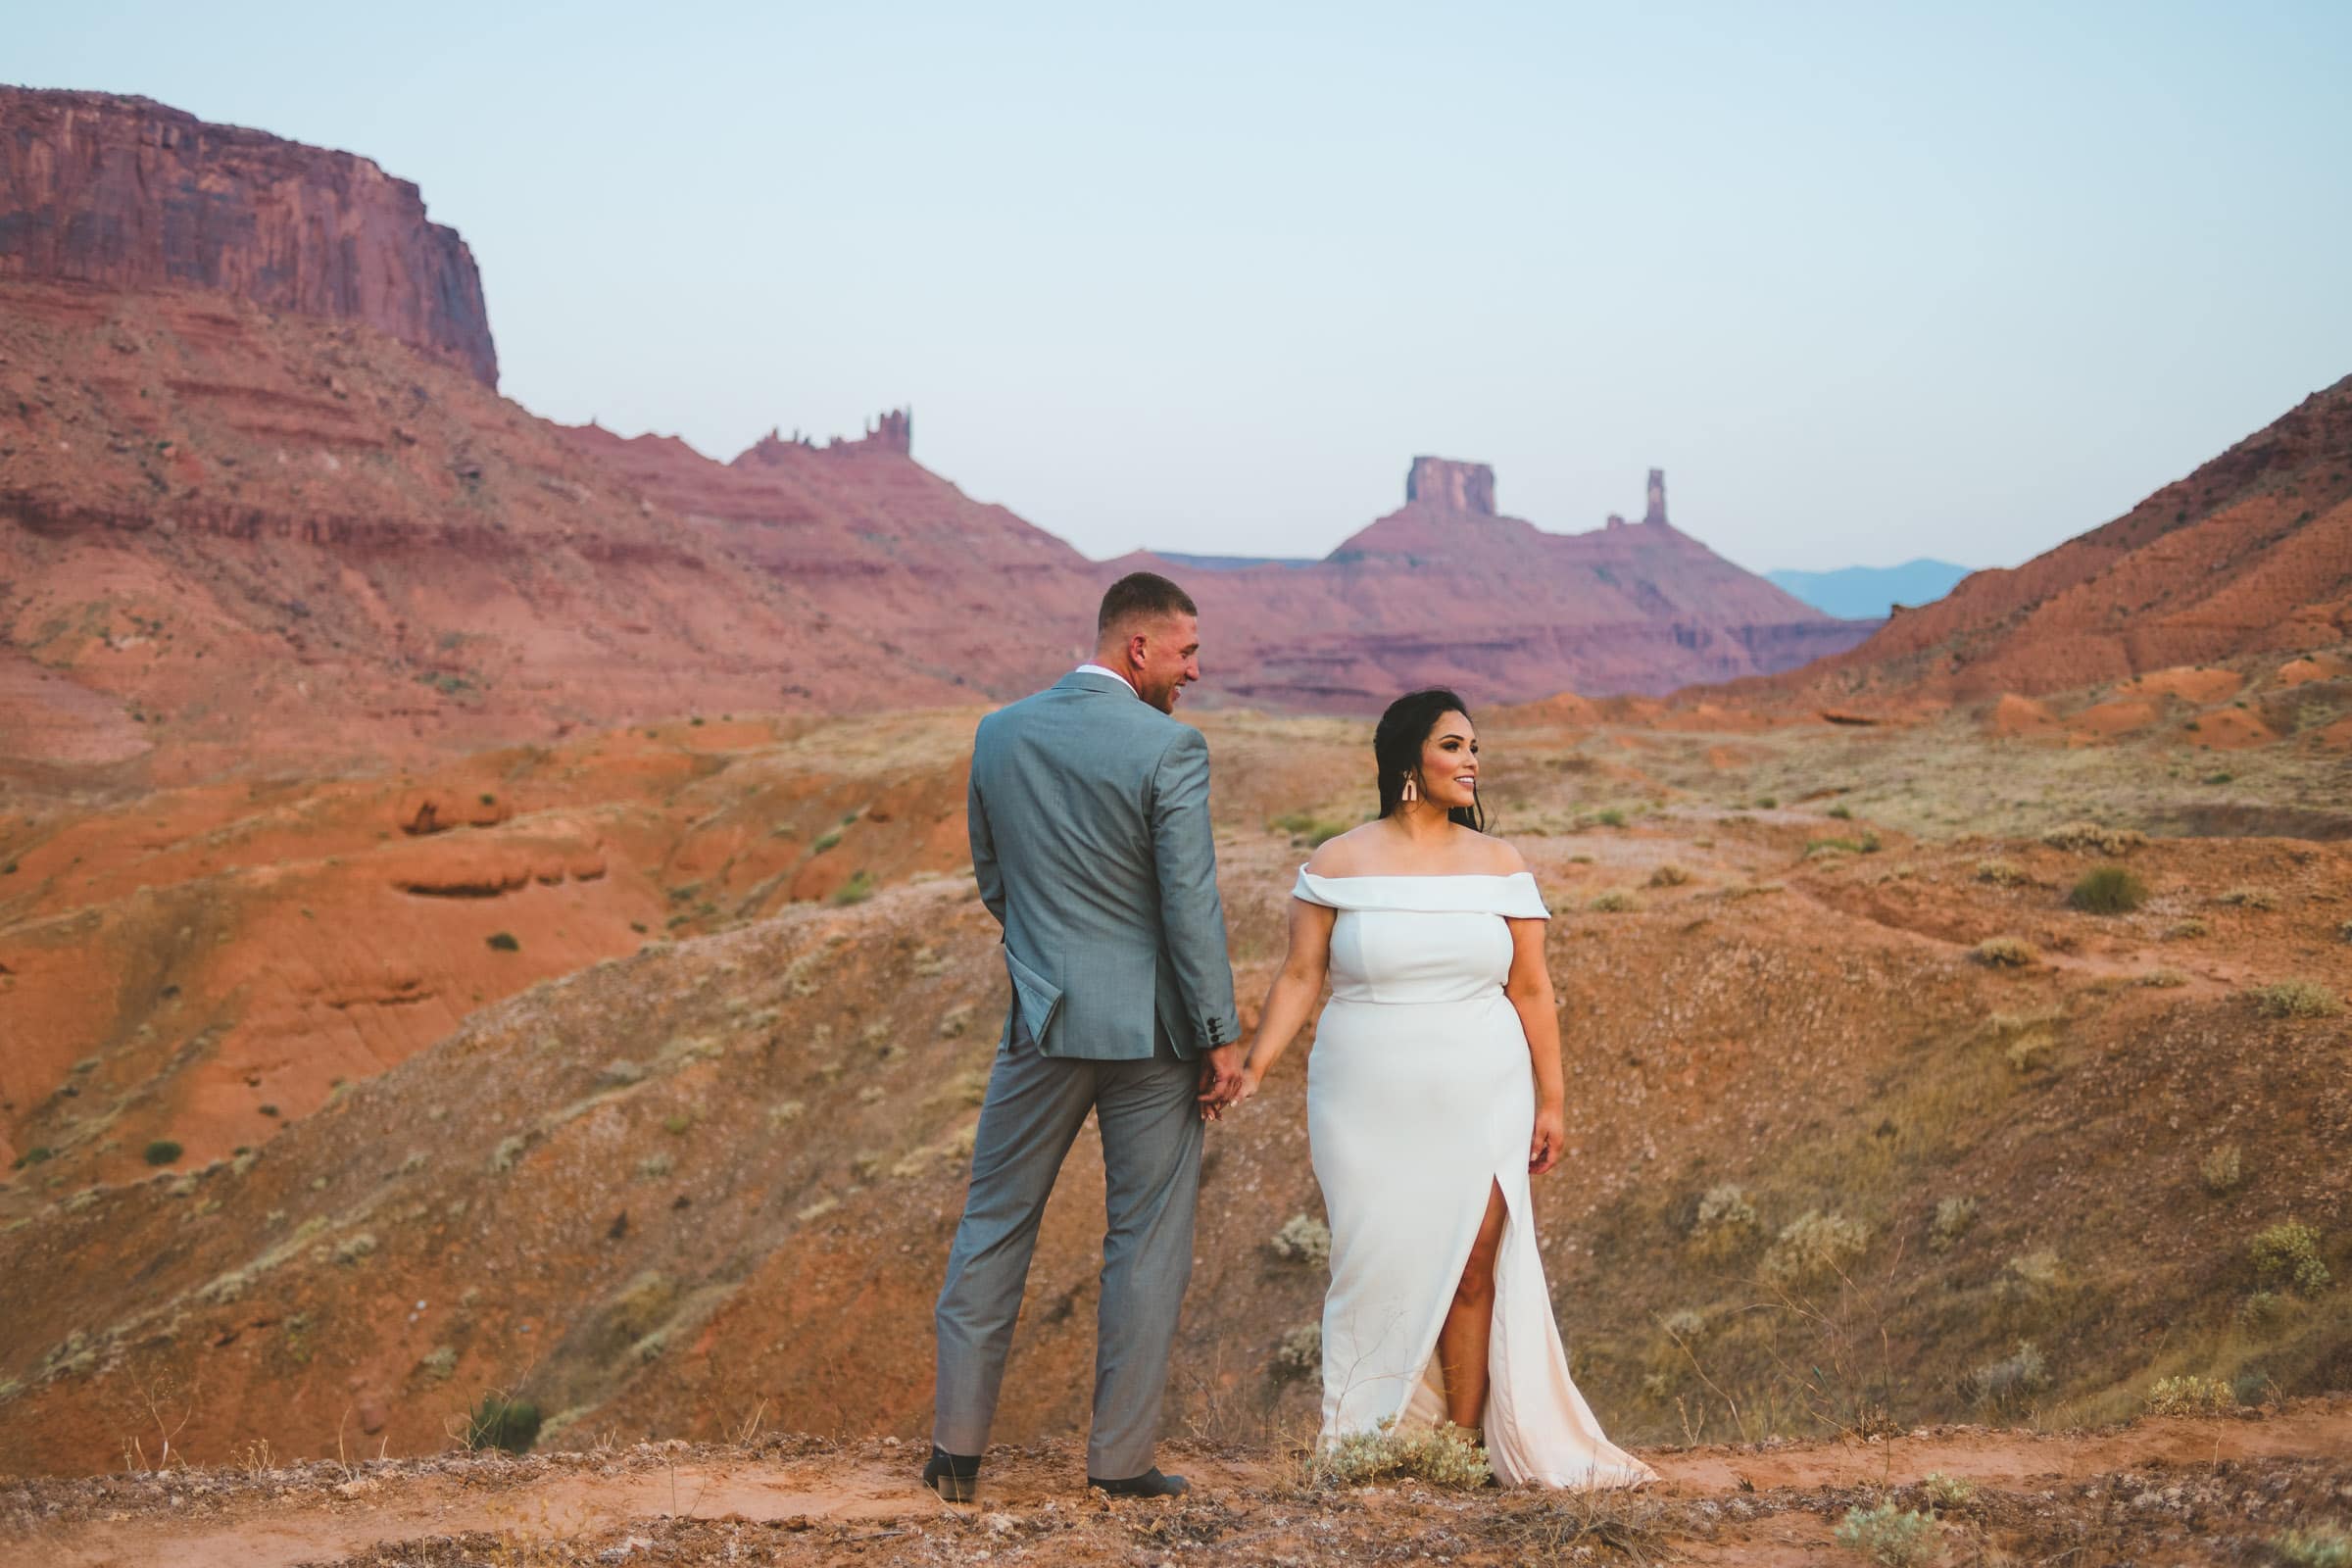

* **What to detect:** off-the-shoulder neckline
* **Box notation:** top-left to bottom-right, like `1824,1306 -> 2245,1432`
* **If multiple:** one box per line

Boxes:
1298,867 -> 1535,882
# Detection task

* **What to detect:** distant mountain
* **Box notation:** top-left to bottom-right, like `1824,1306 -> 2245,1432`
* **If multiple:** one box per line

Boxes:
1766,561 -> 1973,619
1732,375 -> 2352,703
1152,551 -> 1318,572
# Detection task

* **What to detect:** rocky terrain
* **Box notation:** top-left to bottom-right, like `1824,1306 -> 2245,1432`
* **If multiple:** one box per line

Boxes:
1726,373 -> 2352,710
1116,461 -> 1876,710
2,673 -> 2345,1486
0,89 -> 497,387
1,88 -> 1877,783
10,1407 -> 2352,1566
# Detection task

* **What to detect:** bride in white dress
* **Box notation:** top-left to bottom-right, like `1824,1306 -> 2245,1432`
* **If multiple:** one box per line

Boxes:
1210,688 -> 1654,1489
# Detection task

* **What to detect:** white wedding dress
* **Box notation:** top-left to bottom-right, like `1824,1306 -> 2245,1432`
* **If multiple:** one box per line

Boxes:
1294,866 -> 1655,1489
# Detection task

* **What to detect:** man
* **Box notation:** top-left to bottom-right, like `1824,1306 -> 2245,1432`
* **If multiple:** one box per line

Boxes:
927,571 -> 1243,1501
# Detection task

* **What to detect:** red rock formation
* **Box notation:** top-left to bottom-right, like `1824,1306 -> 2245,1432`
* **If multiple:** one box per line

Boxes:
1135,465 -> 1874,710
1723,373 -> 2352,706
1405,456 -> 1495,515
0,281 -> 963,781
1643,467 -> 1669,526
0,88 -> 496,387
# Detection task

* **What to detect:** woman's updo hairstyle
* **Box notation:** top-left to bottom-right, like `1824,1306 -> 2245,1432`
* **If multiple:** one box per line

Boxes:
1373,687 -> 1486,833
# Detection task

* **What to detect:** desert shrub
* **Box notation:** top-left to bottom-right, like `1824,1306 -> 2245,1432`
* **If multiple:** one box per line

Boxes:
1647,862 -> 1690,888
2165,917 -> 2209,940
2249,1221 -> 2331,1294
2217,885 -> 2278,910
2232,1367 -> 2276,1407
1690,1184 -> 1758,1252
811,830 -> 842,855
1973,937 -> 2037,967
1271,811 -> 1354,847
1658,1307 -> 1709,1341
1269,1213 -> 1332,1268
419,1346 -> 458,1383
1805,833 -> 1881,858
596,1059 -> 647,1088
2144,1375 -> 2235,1417
2248,980 -> 2343,1018
1827,803 -> 1854,820
466,1394 -> 542,1454
1962,1342 -> 2049,1413
768,1101 -> 806,1127
2005,1034 -> 2055,1073
2041,821 -> 2146,855
2273,1525 -> 2352,1568
1760,1210 -> 1870,1291
1755,796 -> 1779,809
2238,1292 -> 2287,1331
2001,1250 -> 2065,1303
332,1232 -> 378,1265
1587,889 -> 1639,912
485,931 -> 519,952
1921,1471 -> 1975,1507
830,871 -> 876,906
1975,859 -> 2028,886
1313,1418 -> 1490,1490
2201,1144 -> 2244,1195
2138,968 -> 2187,988
1834,1500 -> 1941,1567
2068,866 -> 2147,914
143,1140 -> 182,1166
1929,1196 -> 1977,1252
1593,808 -> 1628,828
637,1152 -> 673,1179
2337,919 -> 2352,944
491,1135 -> 527,1174
1274,1322 -> 1322,1379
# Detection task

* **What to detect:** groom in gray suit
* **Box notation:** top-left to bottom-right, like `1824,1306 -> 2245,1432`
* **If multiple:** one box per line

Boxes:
927,571 -> 1242,1501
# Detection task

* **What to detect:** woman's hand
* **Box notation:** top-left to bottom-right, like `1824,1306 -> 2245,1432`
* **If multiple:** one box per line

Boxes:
1529,1104 -> 1566,1176
1202,1064 -> 1261,1122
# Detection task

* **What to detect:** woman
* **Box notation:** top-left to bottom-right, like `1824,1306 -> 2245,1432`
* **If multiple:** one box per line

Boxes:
1212,688 -> 1653,1489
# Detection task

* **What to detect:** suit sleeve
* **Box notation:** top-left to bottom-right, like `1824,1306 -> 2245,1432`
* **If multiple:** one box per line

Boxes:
967,757 -> 1006,929
1150,725 -> 1239,1050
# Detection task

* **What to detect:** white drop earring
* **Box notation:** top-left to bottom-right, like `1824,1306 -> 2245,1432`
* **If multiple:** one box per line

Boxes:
1400,773 -> 1419,804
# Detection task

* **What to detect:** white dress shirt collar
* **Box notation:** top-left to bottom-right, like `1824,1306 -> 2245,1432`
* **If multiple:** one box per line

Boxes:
1074,662 -> 1139,696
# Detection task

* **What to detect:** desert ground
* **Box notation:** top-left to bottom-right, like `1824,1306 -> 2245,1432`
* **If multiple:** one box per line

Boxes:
3,645 -> 2348,1561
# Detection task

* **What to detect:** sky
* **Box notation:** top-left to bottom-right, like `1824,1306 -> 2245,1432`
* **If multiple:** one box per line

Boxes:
12,1 -> 2352,572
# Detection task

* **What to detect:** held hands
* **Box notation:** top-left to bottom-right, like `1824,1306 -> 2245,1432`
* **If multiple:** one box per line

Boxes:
1529,1103 -> 1566,1176
1196,1044 -> 1246,1121
1199,1054 -> 1258,1121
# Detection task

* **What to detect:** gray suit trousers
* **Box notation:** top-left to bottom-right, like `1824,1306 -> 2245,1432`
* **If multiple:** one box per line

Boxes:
932,1020 -> 1202,1477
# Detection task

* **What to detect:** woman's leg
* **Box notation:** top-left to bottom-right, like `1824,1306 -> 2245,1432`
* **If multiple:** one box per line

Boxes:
1437,1182 -> 1509,1433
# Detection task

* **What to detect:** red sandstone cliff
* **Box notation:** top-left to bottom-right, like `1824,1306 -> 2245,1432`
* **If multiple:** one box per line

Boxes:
0,87 -> 497,387
1720,374 -> 2352,706
1125,458 -> 1876,710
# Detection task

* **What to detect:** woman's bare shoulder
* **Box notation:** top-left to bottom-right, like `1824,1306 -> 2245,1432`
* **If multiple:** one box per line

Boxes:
1467,831 -> 1532,875
1304,822 -> 1385,876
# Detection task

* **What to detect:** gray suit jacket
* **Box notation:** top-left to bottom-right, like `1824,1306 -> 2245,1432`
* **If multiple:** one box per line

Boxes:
967,670 -> 1239,1062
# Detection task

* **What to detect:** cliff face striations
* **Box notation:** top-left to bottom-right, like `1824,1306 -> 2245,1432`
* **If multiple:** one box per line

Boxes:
0,87 -> 497,387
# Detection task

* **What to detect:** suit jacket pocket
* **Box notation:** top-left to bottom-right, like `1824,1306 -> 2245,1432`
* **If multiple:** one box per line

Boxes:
1004,947 -> 1065,1053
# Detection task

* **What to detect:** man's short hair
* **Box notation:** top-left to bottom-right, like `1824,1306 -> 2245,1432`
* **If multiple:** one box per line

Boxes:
1097,571 -> 1198,638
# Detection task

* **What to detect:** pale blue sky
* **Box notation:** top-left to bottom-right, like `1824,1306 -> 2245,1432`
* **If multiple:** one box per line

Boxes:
12,2 -> 2350,571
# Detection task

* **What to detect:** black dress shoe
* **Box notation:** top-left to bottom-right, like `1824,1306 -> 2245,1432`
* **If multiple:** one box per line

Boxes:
1088,1466 -> 1189,1497
923,1445 -> 980,1502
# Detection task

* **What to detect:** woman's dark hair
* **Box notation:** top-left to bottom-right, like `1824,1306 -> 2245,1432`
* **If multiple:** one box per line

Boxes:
1374,688 -> 1485,832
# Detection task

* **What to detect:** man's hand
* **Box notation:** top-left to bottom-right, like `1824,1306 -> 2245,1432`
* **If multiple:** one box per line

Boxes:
1196,1043 -> 1245,1120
